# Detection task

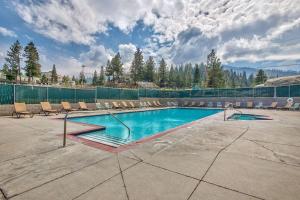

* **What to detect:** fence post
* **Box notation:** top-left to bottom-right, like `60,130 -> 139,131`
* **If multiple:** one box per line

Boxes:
274,86 -> 276,98
95,87 -> 97,103
74,88 -> 77,103
46,86 -> 49,102
13,84 -> 16,103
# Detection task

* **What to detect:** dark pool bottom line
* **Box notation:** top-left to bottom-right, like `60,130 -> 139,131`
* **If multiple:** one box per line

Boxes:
65,109 -> 222,153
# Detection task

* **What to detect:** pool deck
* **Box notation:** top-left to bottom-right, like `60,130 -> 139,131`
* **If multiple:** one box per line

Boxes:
0,108 -> 300,200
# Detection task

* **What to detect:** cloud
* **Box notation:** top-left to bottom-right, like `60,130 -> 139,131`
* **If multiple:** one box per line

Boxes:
0,26 -> 17,37
118,43 -> 136,71
11,0 -> 300,68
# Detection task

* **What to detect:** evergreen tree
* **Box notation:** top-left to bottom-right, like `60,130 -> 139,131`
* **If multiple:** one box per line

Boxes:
23,42 -> 41,82
255,69 -> 267,85
98,66 -> 105,85
206,49 -> 225,88
193,64 -> 200,86
79,71 -> 86,85
158,58 -> 168,87
41,74 -> 48,84
72,75 -> 78,85
1,64 -> 13,80
241,71 -> 248,87
62,75 -> 70,85
51,64 -> 58,84
105,60 -> 113,82
92,70 -> 98,86
168,64 -> 176,88
143,56 -> 155,82
248,73 -> 254,87
111,53 -> 123,83
5,40 -> 22,82
130,48 -> 144,83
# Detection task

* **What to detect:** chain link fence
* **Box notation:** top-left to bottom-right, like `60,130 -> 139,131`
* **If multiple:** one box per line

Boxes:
0,83 -> 300,105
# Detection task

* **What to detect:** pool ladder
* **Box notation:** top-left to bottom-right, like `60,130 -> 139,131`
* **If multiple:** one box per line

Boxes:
224,103 -> 242,121
107,111 -> 131,140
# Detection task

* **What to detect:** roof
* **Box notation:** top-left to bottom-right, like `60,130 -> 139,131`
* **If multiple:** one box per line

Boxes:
264,75 -> 300,86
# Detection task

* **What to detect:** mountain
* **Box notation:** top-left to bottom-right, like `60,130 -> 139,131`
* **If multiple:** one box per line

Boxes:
223,65 -> 300,78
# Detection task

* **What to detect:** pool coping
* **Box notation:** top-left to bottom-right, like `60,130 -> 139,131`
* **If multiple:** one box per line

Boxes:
59,107 -> 224,153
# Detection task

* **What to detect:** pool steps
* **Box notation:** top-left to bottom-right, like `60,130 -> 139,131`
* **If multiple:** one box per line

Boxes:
78,134 -> 129,147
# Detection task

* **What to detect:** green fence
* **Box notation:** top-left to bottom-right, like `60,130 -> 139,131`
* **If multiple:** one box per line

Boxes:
0,83 -> 300,105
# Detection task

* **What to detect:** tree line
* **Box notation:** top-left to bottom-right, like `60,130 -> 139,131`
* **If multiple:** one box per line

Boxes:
91,49 -> 267,88
1,40 -> 268,88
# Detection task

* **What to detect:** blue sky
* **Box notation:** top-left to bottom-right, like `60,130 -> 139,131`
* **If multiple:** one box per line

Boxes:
1,0 -> 300,76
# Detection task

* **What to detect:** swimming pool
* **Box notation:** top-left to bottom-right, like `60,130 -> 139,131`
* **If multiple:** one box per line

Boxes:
69,108 -> 222,147
228,113 -> 272,120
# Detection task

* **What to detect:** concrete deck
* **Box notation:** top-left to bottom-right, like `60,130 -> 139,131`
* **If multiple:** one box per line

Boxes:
0,108 -> 299,200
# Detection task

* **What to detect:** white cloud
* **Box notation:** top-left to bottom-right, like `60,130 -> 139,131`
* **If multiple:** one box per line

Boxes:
12,0 -> 300,68
0,26 -> 17,37
118,43 -> 136,71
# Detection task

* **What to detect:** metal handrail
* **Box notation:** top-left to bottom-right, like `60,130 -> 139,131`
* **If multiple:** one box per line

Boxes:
107,111 -> 131,140
224,103 -> 242,121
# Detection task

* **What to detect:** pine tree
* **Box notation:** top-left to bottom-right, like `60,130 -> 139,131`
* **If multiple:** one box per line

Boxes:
79,71 -> 86,85
23,42 -> 41,82
241,71 -> 247,87
130,48 -> 144,83
248,73 -> 254,87
168,64 -> 176,88
111,53 -> 123,83
92,70 -> 98,86
206,49 -> 225,88
158,58 -> 168,87
105,60 -> 113,82
98,66 -> 105,85
51,64 -> 58,84
62,75 -> 70,85
255,69 -> 267,85
1,64 -> 13,80
41,74 -> 48,84
5,40 -> 22,82
143,56 -> 155,82
193,64 -> 200,86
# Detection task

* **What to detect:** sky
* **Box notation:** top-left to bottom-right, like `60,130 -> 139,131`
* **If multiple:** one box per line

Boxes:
0,0 -> 300,77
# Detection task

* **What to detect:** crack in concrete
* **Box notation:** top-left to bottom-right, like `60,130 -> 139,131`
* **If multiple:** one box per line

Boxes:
186,125 -> 250,200
203,180 -> 265,200
7,156 -> 111,199
116,154 -> 130,200
0,187 -> 7,200
244,138 -> 300,148
72,157 -> 142,200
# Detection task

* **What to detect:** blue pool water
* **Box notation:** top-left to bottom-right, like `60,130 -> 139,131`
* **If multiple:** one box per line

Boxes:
69,108 -> 222,145
228,113 -> 271,120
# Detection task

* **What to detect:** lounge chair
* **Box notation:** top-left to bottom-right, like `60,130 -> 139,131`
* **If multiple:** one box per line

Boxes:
104,102 -> 111,109
291,103 -> 300,111
112,102 -> 121,109
156,101 -> 163,107
207,102 -> 213,107
121,101 -> 129,109
129,101 -> 136,108
171,102 -> 178,106
61,102 -> 78,112
233,102 -> 241,108
255,102 -> 263,109
40,102 -> 58,116
183,101 -> 189,107
13,103 -> 34,118
147,101 -> 153,107
96,102 -> 103,110
78,102 -> 89,110
190,101 -> 196,107
278,101 -> 293,110
264,102 -> 278,109
167,102 -> 172,106
152,101 -> 159,107
216,102 -> 222,108
247,101 -> 254,108
198,102 -> 205,107
224,102 -> 232,108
